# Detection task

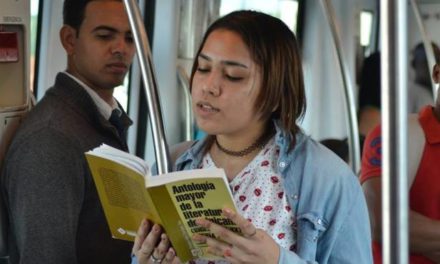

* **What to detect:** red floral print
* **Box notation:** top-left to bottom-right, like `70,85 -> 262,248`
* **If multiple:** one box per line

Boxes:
271,176 -> 279,184
261,160 -> 269,166
254,188 -> 262,196
264,205 -> 273,211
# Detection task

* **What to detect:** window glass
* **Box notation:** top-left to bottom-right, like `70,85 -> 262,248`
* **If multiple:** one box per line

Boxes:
360,10 -> 373,47
220,0 -> 299,33
114,76 -> 129,111
30,0 -> 39,90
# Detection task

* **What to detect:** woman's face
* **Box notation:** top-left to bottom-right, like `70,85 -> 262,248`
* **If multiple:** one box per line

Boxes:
191,29 -> 264,138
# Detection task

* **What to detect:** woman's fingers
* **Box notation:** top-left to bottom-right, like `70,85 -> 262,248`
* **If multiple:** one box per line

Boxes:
132,219 -> 182,264
151,233 -> 170,262
133,219 -> 151,253
222,208 -> 257,238
140,224 -> 162,254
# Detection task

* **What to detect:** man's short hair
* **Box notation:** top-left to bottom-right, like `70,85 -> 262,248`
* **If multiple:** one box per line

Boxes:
63,0 -> 92,31
63,0 -> 122,32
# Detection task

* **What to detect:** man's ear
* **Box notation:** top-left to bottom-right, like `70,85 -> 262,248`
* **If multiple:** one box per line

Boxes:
60,25 -> 77,55
433,64 -> 440,84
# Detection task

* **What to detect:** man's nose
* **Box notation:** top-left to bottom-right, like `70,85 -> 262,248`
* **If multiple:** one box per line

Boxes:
111,37 -> 129,56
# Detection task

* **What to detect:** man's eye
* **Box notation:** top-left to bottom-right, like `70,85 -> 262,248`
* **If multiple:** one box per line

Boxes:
97,34 -> 112,40
126,36 -> 134,43
197,68 -> 210,73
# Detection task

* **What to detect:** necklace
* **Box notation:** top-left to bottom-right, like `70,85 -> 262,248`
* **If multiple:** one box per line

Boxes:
215,125 -> 275,157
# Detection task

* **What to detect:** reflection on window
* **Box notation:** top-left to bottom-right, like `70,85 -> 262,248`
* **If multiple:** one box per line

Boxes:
220,0 -> 299,33
114,76 -> 129,111
360,10 -> 373,47
30,0 -> 39,91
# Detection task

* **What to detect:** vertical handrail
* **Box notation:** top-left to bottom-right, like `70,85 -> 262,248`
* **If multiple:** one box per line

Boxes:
123,0 -> 171,175
177,66 -> 194,141
410,0 -> 439,101
319,0 -> 361,173
381,0 -> 409,263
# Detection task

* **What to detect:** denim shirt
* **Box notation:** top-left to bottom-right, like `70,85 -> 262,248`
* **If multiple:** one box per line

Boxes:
133,122 -> 372,264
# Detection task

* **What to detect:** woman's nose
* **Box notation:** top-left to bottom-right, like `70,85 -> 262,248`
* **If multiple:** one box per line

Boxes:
202,72 -> 221,96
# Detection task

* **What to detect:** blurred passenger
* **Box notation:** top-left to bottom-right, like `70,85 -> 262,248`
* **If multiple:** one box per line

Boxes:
1,0 -> 135,263
358,44 -> 439,147
320,138 -> 349,163
358,52 -> 381,139
361,63 -> 440,263
408,42 -> 440,113
132,10 -> 372,264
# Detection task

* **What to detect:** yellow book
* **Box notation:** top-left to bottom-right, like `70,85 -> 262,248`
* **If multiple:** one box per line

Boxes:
85,144 -> 240,262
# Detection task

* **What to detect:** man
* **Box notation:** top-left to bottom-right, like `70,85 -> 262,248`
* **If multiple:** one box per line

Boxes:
1,0 -> 135,263
361,63 -> 440,263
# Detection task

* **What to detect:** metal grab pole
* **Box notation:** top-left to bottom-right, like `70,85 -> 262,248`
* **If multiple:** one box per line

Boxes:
177,66 -> 194,141
410,0 -> 439,101
123,0 -> 171,175
381,0 -> 409,263
319,0 -> 361,174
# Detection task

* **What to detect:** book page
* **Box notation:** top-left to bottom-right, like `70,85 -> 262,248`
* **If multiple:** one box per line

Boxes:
86,144 -> 149,176
148,168 -> 240,262
85,154 -> 161,241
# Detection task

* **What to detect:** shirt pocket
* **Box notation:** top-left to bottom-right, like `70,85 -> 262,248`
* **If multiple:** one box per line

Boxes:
295,212 -> 327,260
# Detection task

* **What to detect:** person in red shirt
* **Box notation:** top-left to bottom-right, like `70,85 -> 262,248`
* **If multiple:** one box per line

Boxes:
361,63 -> 440,263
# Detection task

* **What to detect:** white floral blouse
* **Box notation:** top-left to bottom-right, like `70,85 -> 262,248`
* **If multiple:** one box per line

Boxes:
190,138 -> 296,264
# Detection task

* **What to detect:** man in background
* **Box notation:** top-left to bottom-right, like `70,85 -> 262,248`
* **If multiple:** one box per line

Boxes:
361,63 -> 440,263
1,0 -> 135,263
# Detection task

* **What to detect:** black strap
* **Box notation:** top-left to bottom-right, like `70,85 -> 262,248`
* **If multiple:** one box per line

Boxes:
109,109 -> 124,138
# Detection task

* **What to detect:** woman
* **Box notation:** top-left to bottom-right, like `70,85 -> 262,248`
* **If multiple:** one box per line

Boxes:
132,10 -> 372,264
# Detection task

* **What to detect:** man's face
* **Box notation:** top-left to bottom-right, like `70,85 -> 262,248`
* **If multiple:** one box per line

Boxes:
64,1 -> 135,92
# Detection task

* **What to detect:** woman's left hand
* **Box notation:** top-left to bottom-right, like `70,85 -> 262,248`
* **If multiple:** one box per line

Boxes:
193,208 -> 280,264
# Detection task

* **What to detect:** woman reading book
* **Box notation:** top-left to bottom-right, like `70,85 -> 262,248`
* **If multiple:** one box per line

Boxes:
132,10 -> 372,264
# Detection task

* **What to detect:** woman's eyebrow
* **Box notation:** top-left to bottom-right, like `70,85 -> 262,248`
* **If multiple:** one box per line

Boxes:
199,53 -> 248,69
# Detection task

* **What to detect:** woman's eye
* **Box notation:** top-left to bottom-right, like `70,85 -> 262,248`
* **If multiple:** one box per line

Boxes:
226,75 -> 243,82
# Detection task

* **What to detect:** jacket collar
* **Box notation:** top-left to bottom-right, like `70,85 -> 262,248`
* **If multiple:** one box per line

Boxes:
175,120 -> 307,171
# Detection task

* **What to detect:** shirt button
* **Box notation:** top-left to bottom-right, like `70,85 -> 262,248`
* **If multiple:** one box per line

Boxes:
279,161 -> 286,168
317,219 -> 322,225
293,194 -> 299,200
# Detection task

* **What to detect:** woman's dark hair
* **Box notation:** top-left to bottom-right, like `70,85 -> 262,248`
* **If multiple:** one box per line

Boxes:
190,10 -> 306,142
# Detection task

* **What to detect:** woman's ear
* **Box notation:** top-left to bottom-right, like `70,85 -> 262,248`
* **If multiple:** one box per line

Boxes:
59,25 -> 77,55
432,64 -> 440,84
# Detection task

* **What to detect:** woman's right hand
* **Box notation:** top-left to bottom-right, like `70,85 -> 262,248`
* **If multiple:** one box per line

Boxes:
132,219 -> 181,264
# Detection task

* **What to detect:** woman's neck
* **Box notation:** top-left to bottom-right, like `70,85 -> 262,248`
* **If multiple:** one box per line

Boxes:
209,122 -> 274,180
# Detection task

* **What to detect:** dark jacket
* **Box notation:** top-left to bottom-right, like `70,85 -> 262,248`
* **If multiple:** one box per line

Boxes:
1,72 -> 133,264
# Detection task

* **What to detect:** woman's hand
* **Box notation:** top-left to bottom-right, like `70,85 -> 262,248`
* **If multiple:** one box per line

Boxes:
193,208 -> 280,264
132,219 -> 181,264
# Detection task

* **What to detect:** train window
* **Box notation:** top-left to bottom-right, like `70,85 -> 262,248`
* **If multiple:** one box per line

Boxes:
113,76 -> 129,111
360,10 -> 373,47
30,0 -> 40,91
219,0 -> 299,33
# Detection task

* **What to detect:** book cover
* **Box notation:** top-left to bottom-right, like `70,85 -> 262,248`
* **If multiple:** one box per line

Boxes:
85,144 -> 240,262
